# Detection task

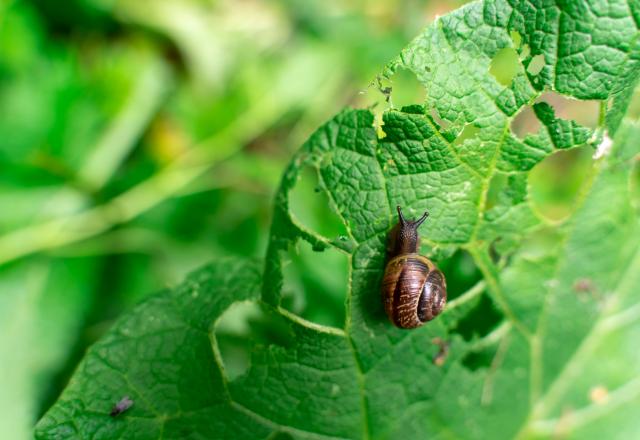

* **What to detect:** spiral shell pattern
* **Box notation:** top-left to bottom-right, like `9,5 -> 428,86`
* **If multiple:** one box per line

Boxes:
382,254 -> 447,329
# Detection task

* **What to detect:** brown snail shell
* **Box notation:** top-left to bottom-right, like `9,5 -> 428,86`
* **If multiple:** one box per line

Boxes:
382,206 -> 447,329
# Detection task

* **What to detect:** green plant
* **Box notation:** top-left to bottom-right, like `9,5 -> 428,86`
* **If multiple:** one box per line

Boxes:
36,0 -> 640,438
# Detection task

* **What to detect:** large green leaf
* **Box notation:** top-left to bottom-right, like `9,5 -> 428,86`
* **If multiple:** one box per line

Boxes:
37,0 -> 640,438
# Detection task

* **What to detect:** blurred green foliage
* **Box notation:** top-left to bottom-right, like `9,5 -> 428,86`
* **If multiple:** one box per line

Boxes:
0,0 -> 464,437
0,0 -> 620,438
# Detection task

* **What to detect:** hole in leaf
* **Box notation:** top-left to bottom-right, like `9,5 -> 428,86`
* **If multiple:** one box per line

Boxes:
528,146 -> 595,222
510,31 -> 522,49
289,165 -> 348,241
429,107 -> 450,130
215,302 -> 296,381
248,307 -> 296,348
281,239 -> 348,329
436,249 -> 483,302
453,292 -> 504,341
527,54 -> 545,75
453,123 -> 481,146
625,87 -> 640,119
215,301 -> 262,381
388,67 -> 425,109
511,105 -> 541,139
374,75 -> 393,103
489,47 -> 520,87
537,92 -> 600,129
462,344 -> 498,371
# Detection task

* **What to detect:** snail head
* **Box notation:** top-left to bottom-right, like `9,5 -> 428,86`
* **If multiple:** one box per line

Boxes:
393,205 -> 429,255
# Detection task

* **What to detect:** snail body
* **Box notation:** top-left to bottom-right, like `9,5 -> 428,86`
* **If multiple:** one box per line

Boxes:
382,206 -> 447,329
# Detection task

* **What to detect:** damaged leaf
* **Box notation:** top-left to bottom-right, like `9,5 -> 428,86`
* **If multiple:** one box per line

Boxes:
37,0 -> 640,439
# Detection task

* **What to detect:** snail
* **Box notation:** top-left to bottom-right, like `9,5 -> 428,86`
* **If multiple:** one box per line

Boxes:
382,206 -> 447,329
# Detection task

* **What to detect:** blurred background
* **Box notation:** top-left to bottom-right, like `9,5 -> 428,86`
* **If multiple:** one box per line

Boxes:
0,0 -> 617,438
